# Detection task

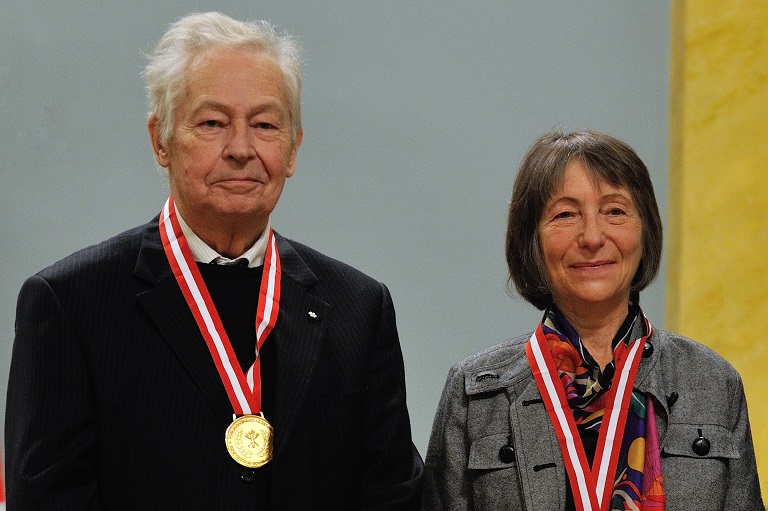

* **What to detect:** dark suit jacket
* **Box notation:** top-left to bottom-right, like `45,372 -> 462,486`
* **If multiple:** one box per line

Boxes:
6,219 -> 424,510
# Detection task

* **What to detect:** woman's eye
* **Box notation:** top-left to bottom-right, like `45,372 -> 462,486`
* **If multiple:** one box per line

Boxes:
607,208 -> 626,216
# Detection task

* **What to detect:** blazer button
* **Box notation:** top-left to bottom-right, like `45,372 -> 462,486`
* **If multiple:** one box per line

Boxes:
665,391 -> 679,408
692,429 -> 710,456
642,342 -> 654,358
499,445 -> 515,463
241,469 -> 256,483
498,435 -> 516,464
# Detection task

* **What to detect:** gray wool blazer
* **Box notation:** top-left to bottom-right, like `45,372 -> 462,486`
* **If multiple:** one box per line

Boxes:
423,329 -> 764,510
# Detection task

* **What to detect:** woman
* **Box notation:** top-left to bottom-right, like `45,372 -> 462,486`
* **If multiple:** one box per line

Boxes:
423,130 -> 763,510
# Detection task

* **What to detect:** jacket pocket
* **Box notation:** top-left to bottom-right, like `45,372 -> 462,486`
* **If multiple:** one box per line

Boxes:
662,423 -> 739,459
467,433 -> 524,509
661,423 -> 738,506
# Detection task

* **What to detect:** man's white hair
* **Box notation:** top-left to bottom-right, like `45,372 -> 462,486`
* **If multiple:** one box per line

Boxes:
143,11 -> 303,145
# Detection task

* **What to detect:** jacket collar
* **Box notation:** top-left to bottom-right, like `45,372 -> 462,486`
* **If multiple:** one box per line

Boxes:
462,328 -> 674,470
462,330 -> 670,412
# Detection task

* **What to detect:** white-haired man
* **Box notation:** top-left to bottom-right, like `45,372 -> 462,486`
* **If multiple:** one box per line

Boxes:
6,12 -> 423,510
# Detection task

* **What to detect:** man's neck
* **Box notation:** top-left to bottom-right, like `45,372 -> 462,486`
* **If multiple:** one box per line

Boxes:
175,208 -> 268,260
196,227 -> 262,259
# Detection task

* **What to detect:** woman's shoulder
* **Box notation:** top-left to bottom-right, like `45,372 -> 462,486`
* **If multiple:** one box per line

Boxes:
647,329 -> 747,403
652,329 -> 741,378
456,334 -> 530,368
444,334 -> 533,391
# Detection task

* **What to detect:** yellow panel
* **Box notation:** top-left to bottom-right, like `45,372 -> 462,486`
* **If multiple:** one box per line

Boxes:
669,0 -> 768,497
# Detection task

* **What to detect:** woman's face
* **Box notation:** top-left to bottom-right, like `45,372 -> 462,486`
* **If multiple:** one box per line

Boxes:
538,160 -> 643,314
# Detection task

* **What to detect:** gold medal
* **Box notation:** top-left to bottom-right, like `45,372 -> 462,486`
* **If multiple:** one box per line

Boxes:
225,413 -> 273,468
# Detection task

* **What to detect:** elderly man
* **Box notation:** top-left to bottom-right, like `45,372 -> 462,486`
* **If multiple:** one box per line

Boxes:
6,12 -> 423,510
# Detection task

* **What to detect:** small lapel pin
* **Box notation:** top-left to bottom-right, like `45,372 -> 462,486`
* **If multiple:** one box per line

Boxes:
308,311 -> 318,319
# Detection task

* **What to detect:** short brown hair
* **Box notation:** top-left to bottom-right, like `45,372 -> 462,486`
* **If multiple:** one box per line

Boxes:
506,130 -> 663,310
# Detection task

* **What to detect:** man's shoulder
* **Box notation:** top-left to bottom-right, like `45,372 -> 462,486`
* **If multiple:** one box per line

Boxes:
277,234 -> 382,289
37,219 -> 157,281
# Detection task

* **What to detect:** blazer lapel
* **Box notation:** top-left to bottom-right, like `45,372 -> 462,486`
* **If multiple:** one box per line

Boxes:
132,226 -> 233,417
270,234 -> 329,459
634,336 -> 670,440
512,379 -> 568,511
131,227 -> 330,458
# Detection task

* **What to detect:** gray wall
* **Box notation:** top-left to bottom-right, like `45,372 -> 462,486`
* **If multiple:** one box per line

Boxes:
1,1 -> 670,455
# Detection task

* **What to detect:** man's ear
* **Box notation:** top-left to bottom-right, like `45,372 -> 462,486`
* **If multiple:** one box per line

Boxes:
148,116 -> 170,168
286,128 -> 303,178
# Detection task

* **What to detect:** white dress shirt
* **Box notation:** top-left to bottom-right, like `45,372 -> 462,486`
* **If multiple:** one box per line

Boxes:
175,212 -> 270,268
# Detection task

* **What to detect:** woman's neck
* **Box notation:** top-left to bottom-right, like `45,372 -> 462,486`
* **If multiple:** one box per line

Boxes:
556,301 -> 629,369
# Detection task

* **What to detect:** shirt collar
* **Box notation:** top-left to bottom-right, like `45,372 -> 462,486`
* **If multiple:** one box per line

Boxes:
175,211 -> 270,268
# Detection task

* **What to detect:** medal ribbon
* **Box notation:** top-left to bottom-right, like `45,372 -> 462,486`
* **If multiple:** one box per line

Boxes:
525,316 -> 651,511
159,196 -> 280,416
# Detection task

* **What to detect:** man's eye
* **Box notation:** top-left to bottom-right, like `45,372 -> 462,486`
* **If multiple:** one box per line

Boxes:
203,120 -> 221,128
255,122 -> 275,130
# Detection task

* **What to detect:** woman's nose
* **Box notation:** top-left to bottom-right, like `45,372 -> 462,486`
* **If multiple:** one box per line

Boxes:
578,215 -> 606,249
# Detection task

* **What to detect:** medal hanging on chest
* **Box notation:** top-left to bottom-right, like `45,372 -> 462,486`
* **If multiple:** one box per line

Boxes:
160,196 -> 280,468
525,316 -> 651,511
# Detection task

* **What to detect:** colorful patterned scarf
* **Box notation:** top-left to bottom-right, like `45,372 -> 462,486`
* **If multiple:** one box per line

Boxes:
542,305 -> 666,509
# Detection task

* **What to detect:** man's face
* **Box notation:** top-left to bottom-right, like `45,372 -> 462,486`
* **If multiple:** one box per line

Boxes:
151,48 -> 302,231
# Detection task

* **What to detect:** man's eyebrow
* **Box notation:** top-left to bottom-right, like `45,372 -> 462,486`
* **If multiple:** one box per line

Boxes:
191,99 -> 284,114
191,100 -> 227,112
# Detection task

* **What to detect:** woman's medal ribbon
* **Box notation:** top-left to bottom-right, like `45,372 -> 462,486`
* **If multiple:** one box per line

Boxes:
526,316 -> 651,511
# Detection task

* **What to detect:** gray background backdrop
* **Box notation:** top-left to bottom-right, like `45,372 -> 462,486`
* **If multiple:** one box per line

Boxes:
1,1 -> 670,455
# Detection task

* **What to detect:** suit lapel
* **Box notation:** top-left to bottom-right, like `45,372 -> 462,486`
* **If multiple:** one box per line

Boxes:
513,378 -> 568,510
131,227 -> 329,458
132,226 -> 233,417
633,337 -> 669,440
270,233 -> 329,459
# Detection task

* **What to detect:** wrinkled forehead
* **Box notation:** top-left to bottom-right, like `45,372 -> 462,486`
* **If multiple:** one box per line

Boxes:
178,47 -> 288,112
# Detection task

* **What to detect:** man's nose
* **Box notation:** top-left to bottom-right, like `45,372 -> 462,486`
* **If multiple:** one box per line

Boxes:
224,122 -> 256,162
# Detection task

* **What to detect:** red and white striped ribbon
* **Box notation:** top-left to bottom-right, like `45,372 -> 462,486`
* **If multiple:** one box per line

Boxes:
526,316 -> 651,511
159,196 -> 280,415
